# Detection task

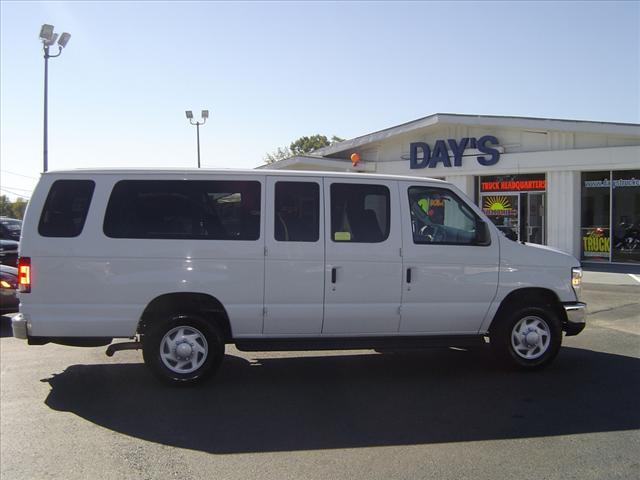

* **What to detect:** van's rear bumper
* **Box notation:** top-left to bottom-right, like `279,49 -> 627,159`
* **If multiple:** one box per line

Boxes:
11,313 -> 28,339
563,302 -> 587,336
11,313 -> 111,346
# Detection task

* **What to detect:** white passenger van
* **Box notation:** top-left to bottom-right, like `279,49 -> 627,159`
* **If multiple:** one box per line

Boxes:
12,169 -> 586,384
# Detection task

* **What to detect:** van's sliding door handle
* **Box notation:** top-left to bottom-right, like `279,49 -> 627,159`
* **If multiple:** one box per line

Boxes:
406,268 -> 412,284
331,267 -> 337,284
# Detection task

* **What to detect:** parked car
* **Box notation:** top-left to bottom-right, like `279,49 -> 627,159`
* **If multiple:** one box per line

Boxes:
12,169 -> 586,385
0,217 -> 22,241
0,239 -> 19,267
0,265 -> 19,313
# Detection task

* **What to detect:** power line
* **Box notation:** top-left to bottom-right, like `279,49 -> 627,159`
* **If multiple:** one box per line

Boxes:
0,170 -> 39,180
0,185 -> 33,192
0,187 -> 31,199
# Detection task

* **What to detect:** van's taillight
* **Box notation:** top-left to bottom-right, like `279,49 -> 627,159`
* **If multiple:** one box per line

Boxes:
18,257 -> 31,293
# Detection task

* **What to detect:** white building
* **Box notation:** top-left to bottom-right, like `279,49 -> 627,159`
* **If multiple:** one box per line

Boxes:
267,113 -> 640,266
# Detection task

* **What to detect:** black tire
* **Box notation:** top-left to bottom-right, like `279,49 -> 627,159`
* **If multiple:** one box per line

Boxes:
142,313 -> 225,386
490,305 -> 562,370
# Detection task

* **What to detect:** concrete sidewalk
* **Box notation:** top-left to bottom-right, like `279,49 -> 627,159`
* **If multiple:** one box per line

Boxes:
582,271 -> 640,286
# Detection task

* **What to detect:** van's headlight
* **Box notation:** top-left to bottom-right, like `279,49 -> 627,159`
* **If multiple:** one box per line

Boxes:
571,267 -> 582,298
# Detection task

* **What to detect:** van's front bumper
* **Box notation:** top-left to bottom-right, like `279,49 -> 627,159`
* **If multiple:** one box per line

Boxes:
11,313 -> 28,339
563,302 -> 587,336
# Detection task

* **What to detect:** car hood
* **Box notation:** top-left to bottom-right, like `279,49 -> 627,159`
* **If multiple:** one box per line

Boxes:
0,264 -> 18,276
0,240 -> 19,249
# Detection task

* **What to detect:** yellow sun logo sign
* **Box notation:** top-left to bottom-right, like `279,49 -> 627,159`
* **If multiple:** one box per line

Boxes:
484,196 -> 512,210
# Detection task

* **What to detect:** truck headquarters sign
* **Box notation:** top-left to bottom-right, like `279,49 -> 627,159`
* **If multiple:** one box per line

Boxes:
409,136 -> 501,169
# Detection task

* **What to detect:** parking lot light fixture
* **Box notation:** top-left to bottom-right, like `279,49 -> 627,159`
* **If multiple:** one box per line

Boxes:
40,23 -> 71,173
185,109 -> 209,168
58,32 -> 71,48
39,24 -> 54,42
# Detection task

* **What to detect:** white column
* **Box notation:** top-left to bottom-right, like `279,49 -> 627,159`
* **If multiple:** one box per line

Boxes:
546,171 -> 581,258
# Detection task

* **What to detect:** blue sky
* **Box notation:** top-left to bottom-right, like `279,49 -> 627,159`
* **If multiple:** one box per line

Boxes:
1,1 -> 638,199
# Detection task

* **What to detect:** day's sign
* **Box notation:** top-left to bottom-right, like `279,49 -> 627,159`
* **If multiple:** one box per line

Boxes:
409,136 -> 500,169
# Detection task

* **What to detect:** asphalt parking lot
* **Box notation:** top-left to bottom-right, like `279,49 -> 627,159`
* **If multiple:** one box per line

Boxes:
1,276 -> 639,480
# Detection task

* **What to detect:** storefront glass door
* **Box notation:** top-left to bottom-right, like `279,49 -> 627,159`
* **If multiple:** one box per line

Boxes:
480,174 -> 546,245
526,193 -> 545,244
482,192 -> 545,244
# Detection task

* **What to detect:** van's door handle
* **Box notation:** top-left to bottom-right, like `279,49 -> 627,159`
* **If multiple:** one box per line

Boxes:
331,267 -> 337,284
406,268 -> 412,284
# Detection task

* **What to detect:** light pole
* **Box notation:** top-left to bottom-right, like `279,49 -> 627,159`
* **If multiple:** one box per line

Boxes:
39,24 -> 71,173
185,110 -> 209,168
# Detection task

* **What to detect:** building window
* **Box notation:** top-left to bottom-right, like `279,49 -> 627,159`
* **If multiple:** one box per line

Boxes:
581,172 -> 611,261
581,170 -> 640,264
612,170 -> 640,264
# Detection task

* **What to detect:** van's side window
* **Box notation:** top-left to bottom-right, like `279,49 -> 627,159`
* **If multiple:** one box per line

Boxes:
274,182 -> 319,242
103,180 -> 261,240
38,180 -> 95,237
408,186 -> 481,245
330,183 -> 390,243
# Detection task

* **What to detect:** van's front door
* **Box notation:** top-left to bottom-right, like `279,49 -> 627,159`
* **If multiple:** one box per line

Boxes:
263,177 -> 325,335
399,182 -> 499,334
322,179 -> 402,335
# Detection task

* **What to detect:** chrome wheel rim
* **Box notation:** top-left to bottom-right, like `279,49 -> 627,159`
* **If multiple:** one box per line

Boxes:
511,315 -> 551,360
160,326 -> 208,374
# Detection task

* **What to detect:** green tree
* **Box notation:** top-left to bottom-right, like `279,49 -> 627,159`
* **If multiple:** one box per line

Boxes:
12,198 -> 28,219
264,134 -> 344,164
0,195 -> 28,219
263,146 -> 293,164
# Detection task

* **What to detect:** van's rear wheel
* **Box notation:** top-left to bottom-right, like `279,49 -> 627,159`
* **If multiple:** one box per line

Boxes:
490,306 -> 562,370
142,314 -> 224,385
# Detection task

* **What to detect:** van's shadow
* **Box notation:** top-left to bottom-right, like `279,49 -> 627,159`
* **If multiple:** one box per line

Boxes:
42,347 -> 640,454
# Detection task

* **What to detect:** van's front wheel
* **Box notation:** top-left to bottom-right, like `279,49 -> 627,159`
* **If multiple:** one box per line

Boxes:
142,314 -> 224,385
490,306 -> 562,370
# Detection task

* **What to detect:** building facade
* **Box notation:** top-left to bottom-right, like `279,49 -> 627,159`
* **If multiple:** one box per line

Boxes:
268,114 -> 640,265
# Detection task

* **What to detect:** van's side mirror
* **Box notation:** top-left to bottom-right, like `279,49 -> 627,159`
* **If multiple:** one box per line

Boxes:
475,221 -> 491,246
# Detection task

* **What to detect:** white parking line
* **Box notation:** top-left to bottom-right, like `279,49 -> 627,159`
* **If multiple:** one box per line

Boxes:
629,274 -> 640,284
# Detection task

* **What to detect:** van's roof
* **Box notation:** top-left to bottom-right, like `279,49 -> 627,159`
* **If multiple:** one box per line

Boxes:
42,168 -> 449,184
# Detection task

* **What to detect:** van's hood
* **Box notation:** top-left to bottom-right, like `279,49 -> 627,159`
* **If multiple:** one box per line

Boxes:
523,242 -> 573,256
499,235 -> 580,268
